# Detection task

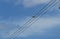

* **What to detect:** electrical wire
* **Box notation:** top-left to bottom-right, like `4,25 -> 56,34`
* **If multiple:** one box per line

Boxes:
7,0 -> 57,38
7,0 -> 59,39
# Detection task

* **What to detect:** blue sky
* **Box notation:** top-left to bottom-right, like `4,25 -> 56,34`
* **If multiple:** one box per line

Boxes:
0,0 -> 60,39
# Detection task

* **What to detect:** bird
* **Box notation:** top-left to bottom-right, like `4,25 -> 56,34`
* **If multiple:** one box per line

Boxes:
32,16 -> 36,18
59,6 -> 60,9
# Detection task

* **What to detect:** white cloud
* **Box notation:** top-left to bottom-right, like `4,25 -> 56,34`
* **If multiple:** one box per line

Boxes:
23,0 -> 50,7
7,17 -> 60,38
18,17 -> 60,37
3,0 -> 50,7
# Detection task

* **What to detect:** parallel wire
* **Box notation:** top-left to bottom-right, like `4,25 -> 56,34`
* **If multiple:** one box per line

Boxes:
13,0 -> 58,37
9,0 -> 57,38
6,0 -> 58,38
8,0 -> 53,37
7,0 -> 56,38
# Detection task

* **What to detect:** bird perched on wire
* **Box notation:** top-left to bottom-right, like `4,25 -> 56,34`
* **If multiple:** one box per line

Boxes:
32,16 -> 36,18
59,6 -> 60,9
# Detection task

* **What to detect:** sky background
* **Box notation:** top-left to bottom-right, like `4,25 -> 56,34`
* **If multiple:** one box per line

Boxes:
0,0 -> 60,39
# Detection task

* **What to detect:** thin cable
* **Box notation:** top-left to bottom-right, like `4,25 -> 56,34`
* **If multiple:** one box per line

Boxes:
13,0 -> 58,38
7,0 -> 58,38
13,1 -> 58,39
8,0 -> 54,37
7,0 -> 56,38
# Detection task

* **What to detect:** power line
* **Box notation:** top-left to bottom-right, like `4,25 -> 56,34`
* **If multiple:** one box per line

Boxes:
7,0 -> 59,39
7,0 -> 57,38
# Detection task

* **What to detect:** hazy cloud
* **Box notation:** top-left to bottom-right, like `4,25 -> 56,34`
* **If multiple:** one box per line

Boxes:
23,0 -> 50,7
8,17 -> 60,38
3,0 -> 50,7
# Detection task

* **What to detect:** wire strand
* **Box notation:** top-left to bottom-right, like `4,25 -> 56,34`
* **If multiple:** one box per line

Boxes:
7,0 -> 59,39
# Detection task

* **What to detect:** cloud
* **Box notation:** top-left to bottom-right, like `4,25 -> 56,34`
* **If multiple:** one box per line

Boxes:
23,0 -> 50,7
0,23 -> 18,38
2,0 -> 50,7
7,17 -> 60,38
18,17 -> 60,37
